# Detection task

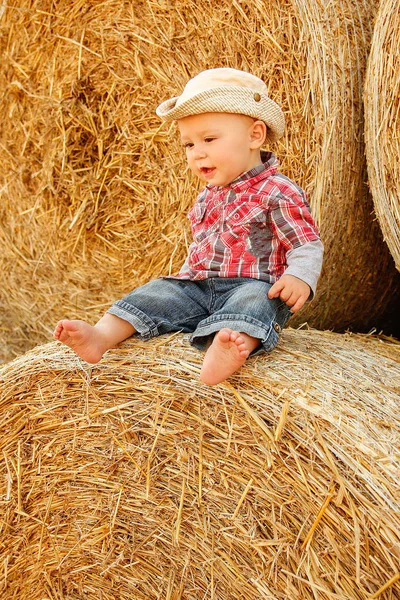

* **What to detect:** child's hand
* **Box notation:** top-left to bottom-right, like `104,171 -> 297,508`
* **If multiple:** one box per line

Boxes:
268,275 -> 311,313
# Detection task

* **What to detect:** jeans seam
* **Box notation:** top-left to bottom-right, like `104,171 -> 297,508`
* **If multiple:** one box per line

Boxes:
110,300 -> 208,336
209,278 -> 216,313
190,316 -> 280,353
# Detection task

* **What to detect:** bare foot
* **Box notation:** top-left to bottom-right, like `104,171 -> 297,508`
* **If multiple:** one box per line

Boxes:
53,320 -> 108,363
200,328 -> 259,386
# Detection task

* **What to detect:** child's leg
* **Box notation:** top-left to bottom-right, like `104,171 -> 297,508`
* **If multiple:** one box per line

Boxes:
53,314 -> 135,364
54,278 -> 211,364
191,278 -> 292,386
200,328 -> 260,385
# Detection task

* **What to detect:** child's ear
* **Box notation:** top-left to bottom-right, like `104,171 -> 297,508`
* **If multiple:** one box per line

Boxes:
249,120 -> 267,148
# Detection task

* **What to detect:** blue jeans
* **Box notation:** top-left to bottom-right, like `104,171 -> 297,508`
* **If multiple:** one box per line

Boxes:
107,277 -> 291,356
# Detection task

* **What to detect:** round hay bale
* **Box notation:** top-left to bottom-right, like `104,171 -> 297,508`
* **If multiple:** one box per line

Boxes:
364,0 -> 400,272
0,329 -> 399,599
0,0 -> 399,362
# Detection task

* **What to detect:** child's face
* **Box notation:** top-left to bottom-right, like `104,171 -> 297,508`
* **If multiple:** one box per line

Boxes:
178,112 -> 265,187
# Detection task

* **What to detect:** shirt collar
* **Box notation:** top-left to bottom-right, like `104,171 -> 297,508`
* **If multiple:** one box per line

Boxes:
205,151 -> 279,193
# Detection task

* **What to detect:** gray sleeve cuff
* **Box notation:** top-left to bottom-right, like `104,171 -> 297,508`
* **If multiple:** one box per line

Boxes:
284,240 -> 324,299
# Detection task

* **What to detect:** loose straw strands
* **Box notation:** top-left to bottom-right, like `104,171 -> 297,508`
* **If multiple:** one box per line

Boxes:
370,573 -> 400,599
364,0 -> 400,272
0,0 -> 399,364
0,328 -> 399,599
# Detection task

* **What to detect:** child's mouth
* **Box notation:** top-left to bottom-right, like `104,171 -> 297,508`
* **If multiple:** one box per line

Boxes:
200,167 -> 216,178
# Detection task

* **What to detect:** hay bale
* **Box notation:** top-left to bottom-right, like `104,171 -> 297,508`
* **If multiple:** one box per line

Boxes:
364,0 -> 400,272
1,0 -> 399,362
0,329 -> 399,599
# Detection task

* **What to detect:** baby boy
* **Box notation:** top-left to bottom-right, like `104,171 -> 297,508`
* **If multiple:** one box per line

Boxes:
54,68 -> 323,385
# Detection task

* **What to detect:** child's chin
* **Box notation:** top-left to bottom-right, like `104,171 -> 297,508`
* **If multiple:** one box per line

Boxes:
204,174 -> 228,186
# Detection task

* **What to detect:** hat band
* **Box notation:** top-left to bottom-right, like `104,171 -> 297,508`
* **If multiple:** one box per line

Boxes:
156,87 -> 285,143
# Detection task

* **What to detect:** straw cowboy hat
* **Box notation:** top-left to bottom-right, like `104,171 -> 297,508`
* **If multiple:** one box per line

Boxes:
156,67 -> 285,144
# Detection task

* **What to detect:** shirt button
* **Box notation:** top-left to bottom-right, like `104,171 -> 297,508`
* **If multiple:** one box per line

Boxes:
274,323 -> 281,332
254,92 -> 261,102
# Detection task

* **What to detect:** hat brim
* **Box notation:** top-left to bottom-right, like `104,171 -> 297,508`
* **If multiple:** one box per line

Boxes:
156,87 -> 285,143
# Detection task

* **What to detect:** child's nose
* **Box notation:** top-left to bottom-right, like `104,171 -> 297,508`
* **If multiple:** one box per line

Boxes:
193,145 -> 206,160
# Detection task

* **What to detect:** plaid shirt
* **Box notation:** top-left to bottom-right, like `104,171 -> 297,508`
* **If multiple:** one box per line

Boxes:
170,152 -> 322,289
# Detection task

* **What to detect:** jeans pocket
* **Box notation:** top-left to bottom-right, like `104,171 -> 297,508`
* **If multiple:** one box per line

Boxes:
275,301 -> 292,327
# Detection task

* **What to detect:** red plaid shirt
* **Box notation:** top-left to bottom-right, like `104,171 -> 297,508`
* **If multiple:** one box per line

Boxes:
171,152 -> 321,287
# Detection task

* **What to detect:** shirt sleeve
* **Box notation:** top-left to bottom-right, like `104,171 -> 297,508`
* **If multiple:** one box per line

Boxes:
284,240 -> 324,298
269,190 -> 323,297
270,191 -> 321,249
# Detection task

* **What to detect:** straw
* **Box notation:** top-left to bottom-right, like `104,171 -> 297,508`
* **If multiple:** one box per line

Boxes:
1,0 -> 399,364
0,328 -> 399,599
364,0 -> 400,272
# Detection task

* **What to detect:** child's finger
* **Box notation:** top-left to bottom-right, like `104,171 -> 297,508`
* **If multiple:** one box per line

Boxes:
268,280 -> 283,298
289,295 -> 306,313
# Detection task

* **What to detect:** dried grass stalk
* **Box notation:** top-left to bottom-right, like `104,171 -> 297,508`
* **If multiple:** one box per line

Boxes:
364,0 -> 400,272
1,0 -> 399,363
0,328 -> 399,599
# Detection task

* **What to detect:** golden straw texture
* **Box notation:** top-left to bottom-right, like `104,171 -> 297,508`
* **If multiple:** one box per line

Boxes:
1,0 -> 399,363
364,0 -> 400,272
0,329 -> 399,599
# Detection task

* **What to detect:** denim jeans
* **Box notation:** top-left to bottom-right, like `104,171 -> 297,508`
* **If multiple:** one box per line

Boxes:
107,277 -> 291,355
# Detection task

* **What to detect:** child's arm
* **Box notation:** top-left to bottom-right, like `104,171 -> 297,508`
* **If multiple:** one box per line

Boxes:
268,189 -> 324,309
268,190 -> 324,312
268,238 -> 323,312
268,274 -> 311,313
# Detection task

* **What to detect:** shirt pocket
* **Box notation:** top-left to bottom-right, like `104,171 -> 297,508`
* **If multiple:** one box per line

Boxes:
188,202 -> 207,226
224,202 -> 266,236
218,203 -> 265,251
226,201 -> 265,222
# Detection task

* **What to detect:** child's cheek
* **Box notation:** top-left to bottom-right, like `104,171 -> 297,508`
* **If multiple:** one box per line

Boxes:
188,159 -> 201,178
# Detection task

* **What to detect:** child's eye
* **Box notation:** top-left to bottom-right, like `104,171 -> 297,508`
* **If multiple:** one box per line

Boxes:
183,142 -> 194,149
204,137 -> 215,143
